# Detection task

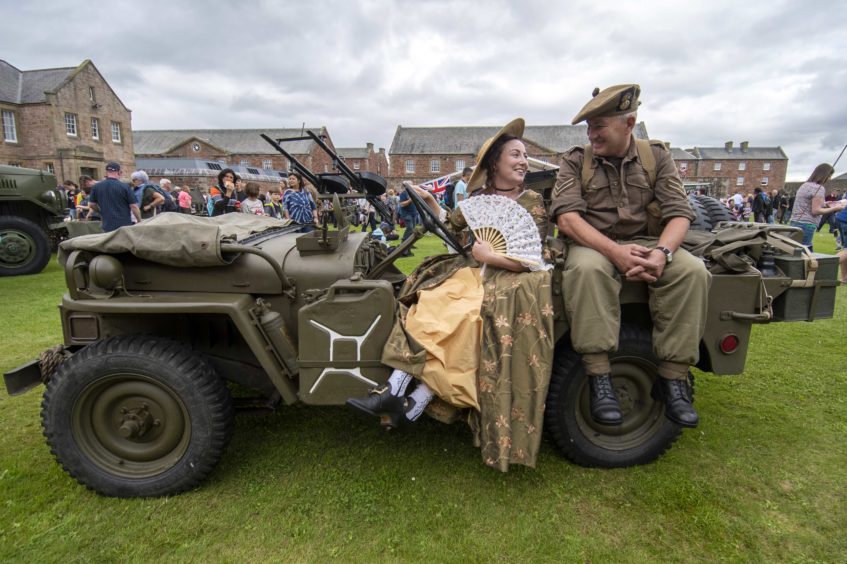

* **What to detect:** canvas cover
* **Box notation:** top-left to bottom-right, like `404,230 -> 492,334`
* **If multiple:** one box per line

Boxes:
58,213 -> 291,267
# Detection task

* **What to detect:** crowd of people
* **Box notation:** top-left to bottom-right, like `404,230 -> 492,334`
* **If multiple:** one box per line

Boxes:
716,183 -> 846,251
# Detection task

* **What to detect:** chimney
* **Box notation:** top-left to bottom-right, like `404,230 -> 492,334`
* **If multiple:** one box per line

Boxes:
725,141 -> 733,152
366,142 -> 374,153
378,147 -> 385,155
740,141 -> 749,152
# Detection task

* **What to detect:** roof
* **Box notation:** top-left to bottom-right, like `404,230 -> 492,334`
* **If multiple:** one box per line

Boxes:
0,60 -> 76,104
389,123 -> 650,155
670,148 -> 697,160
132,128 -> 326,156
689,145 -> 787,160
135,157 -> 289,181
336,147 -> 370,159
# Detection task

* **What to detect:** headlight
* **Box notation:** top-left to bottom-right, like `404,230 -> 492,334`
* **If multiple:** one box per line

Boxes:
39,190 -> 58,205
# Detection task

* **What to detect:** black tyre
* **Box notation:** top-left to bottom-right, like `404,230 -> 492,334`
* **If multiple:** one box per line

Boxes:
545,324 -> 689,467
41,336 -> 234,497
688,196 -> 713,232
0,216 -> 51,276
696,195 -> 733,226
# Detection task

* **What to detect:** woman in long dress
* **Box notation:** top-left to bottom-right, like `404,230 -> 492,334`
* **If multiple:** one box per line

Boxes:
347,119 -> 554,472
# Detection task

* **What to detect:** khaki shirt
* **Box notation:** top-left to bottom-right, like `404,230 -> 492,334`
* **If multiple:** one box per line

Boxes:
549,136 -> 693,240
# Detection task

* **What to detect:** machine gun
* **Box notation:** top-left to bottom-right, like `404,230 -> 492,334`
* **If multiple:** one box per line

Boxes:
260,132 -> 393,225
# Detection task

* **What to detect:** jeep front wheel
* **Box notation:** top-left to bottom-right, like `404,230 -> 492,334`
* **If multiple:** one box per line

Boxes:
41,336 -> 234,497
545,324 -> 688,467
0,216 -> 51,276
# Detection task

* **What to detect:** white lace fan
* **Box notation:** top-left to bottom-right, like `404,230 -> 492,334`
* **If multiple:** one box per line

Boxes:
457,195 -> 551,271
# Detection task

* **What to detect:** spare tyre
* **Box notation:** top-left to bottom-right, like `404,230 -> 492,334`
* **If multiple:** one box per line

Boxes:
696,195 -> 733,227
688,196 -> 713,232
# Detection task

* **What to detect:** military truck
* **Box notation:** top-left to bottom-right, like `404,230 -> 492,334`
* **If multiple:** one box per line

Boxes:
4,144 -> 840,498
0,165 -> 69,276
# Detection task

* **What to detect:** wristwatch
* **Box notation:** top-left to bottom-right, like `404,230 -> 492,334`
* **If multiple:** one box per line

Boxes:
656,246 -> 673,263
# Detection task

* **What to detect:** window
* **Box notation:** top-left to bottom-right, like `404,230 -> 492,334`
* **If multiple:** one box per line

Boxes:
2,110 -> 17,142
240,160 -> 250,166
455,159 -> 465,172
91,117 -> 100,140
430,159 -> 440,173
353,161 -> 360,170
206,162 -> 222,171
713,162 -> 721,171
763,162 -> 771,171
738,162 -> 746,171
278,172 -> 287,178
45,163 -> 54,174
110,121 -> 121,143
405,160 -> 414,174
65,113 -> 78,136
262,159 -> 272,169
736,177 -> 744,186
761,177 -> 769,186
88,86 -> 96,102
247,167 -> 260,175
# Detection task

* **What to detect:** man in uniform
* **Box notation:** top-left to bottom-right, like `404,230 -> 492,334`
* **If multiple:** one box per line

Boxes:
550,84 -> 711,428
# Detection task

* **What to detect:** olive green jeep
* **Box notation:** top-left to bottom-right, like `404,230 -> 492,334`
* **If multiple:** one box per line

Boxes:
4,158 -> 840,498
0,165 -> 70,276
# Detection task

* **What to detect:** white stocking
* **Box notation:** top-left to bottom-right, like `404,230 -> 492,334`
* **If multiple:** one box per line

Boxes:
405,383 -> 434,421
387,369 -> 412,396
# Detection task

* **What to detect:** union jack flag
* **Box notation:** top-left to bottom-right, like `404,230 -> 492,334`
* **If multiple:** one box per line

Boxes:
423,175 -> 452,194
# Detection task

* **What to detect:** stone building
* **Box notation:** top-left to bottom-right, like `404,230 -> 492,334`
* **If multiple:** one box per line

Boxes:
336,143 -> 389,176
0,59 -> 134,182
387,123 -> 649,190
132,127 -> 345,191
683,142 -> 788,197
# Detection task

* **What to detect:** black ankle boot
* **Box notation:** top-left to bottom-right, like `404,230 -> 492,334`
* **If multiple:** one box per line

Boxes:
588,374 -> 623,425
346,385 -> 406,429
656,377 -> 699,428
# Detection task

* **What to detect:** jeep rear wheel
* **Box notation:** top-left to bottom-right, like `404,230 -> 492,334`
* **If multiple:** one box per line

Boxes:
0,216 -> 51,276
545,324 -> 687,467
41,336 -> 234,497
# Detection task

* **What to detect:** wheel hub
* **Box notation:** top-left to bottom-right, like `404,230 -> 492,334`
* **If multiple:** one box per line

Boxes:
118,403 -> 159,439
73,374 -> 191,478
0,231 -> 35,265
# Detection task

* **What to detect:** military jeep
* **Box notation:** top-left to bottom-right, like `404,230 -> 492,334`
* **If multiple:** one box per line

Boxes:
4,150 -> 840,498
0,165 -> 69,276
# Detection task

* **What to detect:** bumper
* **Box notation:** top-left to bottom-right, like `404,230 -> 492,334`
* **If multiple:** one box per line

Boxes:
3,359 -> 42,396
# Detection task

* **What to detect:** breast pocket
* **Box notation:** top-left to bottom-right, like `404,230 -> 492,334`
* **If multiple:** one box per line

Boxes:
626,170 -> 653,207
584,178 -> 613,210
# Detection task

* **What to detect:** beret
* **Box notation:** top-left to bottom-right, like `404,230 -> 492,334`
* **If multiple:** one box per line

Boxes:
571,84 -> 641,124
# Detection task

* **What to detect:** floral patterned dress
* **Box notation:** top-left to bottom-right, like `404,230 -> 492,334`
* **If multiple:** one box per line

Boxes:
382,189 -> 554,471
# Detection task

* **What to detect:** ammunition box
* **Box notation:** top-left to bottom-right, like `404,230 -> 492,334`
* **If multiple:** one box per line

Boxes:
771,253 -> 839,321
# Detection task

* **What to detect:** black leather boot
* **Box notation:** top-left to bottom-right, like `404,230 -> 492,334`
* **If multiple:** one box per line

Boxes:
346,385 -> 406,429
656,377 -> 698,428
588,374 -> 623,425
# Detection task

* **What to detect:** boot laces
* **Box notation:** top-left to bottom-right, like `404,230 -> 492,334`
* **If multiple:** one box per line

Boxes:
593,375 -> 616,399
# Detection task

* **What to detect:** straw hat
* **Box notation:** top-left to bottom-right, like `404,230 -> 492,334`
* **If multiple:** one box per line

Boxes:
466,118 -> 525,192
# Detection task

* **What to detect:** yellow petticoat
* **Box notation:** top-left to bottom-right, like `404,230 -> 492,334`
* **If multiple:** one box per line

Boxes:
404,267 -> 483,410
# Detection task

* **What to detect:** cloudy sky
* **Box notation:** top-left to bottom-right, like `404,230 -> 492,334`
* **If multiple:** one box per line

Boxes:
4,0 -> 845,180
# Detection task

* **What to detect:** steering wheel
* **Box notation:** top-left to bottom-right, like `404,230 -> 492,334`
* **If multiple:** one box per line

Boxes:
404,184 -> 467,256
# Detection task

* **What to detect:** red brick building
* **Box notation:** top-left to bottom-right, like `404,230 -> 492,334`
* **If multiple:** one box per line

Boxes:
336,143 -> 389,176
0,59 -> 134,182
682,141 -> 788,197
387,123 -> 650,191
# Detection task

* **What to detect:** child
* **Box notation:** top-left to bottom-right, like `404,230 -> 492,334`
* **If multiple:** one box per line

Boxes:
264,187 -> 284,219
240,182 -> 266,215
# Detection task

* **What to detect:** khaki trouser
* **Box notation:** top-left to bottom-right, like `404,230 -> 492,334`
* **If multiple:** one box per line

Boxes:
563,240 -> 711,376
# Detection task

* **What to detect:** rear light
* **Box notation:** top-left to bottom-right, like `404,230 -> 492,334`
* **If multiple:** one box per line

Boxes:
719,334 -> 740,354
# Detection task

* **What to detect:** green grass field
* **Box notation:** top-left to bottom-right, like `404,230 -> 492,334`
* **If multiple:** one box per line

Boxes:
1,230 -> 845,562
